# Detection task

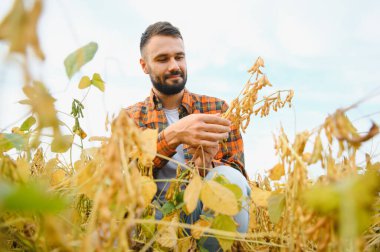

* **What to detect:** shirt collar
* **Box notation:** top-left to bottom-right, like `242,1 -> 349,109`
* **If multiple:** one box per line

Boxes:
149,88 -> 193,114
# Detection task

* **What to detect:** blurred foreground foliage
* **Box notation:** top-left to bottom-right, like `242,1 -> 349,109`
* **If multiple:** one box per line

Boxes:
1,0 -> 379,251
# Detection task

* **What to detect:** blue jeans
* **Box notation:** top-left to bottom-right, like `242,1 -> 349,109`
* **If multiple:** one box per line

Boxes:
156,165 -> 251,250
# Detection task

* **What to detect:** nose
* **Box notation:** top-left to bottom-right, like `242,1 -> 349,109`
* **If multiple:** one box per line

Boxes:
168,57 -> 180,72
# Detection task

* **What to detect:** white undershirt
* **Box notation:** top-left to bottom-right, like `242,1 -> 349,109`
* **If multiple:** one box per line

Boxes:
156,108 -> 186,200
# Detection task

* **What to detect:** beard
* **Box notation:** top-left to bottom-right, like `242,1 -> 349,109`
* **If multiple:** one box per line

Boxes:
150,70 -> 187,95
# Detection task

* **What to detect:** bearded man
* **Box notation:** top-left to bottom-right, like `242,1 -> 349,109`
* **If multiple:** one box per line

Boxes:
125,21 -> 251,249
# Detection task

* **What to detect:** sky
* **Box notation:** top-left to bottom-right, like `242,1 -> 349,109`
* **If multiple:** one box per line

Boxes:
1,0 -> 380,178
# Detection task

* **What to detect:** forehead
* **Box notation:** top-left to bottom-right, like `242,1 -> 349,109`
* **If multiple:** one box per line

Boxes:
144,35 -> 185,58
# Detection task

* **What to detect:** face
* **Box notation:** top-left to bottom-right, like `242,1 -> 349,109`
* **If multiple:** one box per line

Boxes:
140,35 -> 187,95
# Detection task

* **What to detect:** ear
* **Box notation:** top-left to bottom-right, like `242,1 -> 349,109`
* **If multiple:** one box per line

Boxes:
140,58 -> 149,74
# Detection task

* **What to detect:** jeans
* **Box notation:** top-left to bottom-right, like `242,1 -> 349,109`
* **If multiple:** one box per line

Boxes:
156,165 -> 251,251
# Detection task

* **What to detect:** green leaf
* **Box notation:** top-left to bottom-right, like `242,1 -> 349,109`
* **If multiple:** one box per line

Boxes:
20,116 -> 36,131
161,201 -> 176,215
268,193 -> 285,224
0,134 -> 13,152
78,76 -> 91,89
18,99 -> 32,105
141,214 -> 155,239
176,202 -> 185,210
303,185 -> 340,214
29,130 -> 41,149
213,174 -> 230,185
199,244 -> 209,252
211,214 -> 237,251
223,184 -> 243,201
175,190 -> 184,204
64,42 -> 98,79
212,174 -> 243,202
0,181 -> 67,213
51,134 -> 74,153
91,73 -> 105,92
2,133 -> 25,151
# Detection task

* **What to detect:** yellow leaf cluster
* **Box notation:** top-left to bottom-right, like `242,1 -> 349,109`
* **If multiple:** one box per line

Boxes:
251,186 -> 272,208
157,212 -> 179,248
200,180 -> 239,216
183,173 -> 203,214
78,73 -> 106,92
325,110 -> 379,147
268,162 -> 285,181
22,82 -> 58,130
223,57 -> 294,133
139,175 -> 157,208
191,218 -> 211,239
50,169 -> 66,187
0,0 -> 44,59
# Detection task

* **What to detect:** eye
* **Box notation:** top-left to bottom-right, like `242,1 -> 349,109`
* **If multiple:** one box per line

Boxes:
176,55 -> 185,60
156,57 -> 168,62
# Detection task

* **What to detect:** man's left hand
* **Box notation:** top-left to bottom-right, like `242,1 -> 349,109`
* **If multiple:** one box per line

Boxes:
188,142 -> 219,176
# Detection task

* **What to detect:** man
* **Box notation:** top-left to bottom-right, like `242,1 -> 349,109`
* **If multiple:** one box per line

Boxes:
125,22 -> 251,246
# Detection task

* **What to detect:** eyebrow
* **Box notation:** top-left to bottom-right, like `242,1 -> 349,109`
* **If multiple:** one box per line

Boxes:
153,52 -> 185,60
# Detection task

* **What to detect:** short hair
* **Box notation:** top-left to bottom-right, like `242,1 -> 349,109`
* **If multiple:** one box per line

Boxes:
140,21 -> 183,54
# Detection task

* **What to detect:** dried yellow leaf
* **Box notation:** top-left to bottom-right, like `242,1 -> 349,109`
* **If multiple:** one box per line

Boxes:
137,128 -> 158,166
292,131 -> 309,155
183,173 -> 203,214
191,218 -> 211,239
177,236 -> 195,252
0,0 -> 45,59
140,176 -> 157,208
251,186 -> 272,207
50,169 -> 66,186
22,82 -> 59,130
165,181 -> 177,201
45,158 -> 58,175
75,161 -> 97,197
16,157 -> 30,182
78,76 -> 91,89
51,134 -> 74,153
157,212 -> 178,248
200,180 -> 239,216
268,163 -> 285,181
308,135 -> 323,164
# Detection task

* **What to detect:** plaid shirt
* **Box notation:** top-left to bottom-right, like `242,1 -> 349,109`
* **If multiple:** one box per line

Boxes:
124,89 -> 247,178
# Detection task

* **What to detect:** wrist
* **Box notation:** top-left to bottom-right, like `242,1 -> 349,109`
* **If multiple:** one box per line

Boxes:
163,126 -> 180,150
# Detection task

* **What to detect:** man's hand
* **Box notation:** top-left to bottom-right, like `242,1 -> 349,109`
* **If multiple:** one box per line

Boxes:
163,113 -> 231,149
188,143 -> 219,176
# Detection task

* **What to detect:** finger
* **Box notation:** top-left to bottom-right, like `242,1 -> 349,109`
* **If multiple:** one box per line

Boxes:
187,140 -> 218,148
196,132 -> 229,142
198,140 -> 222,148
200,114 -> 231,126
200,123 -> 231,133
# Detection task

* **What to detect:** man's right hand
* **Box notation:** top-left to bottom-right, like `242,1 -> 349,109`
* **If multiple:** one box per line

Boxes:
163,113 -> 231,149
